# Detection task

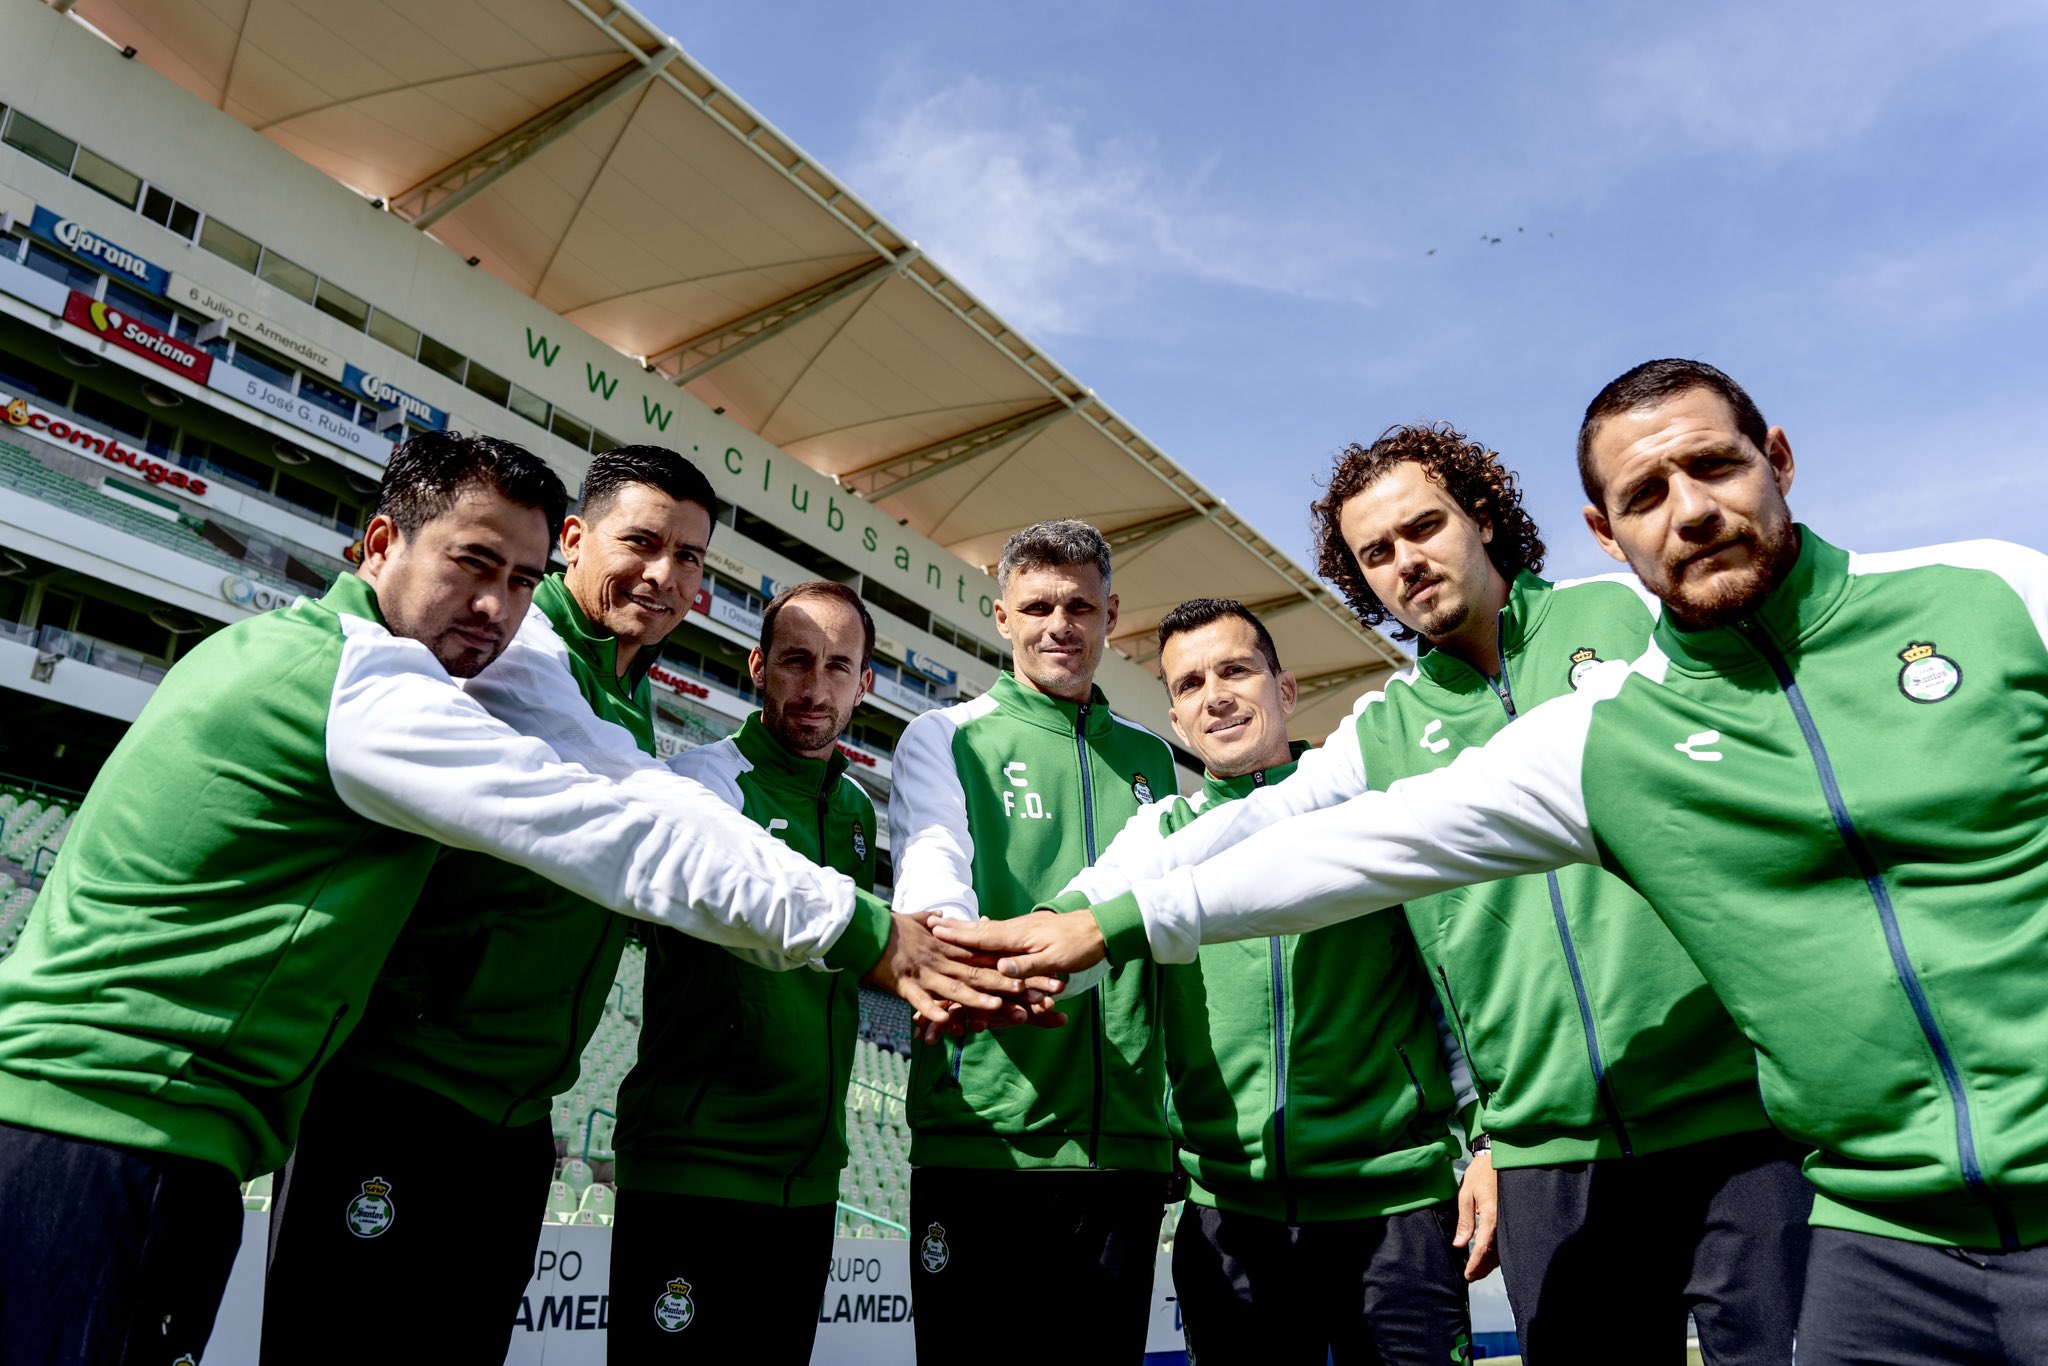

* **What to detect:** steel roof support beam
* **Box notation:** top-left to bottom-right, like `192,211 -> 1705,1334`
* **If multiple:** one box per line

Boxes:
649,252 -> 915,386
1103,506 -> 1209,557
1293,661 -> 1397,706
392,59 -> 666,229
843,402 -> 1072,500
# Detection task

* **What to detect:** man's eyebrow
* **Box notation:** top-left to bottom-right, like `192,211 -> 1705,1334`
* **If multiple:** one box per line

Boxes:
454,542 -> 506,565
514,559 -> 548,580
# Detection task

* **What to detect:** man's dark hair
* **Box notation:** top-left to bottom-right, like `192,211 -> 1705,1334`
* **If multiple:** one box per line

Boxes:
373,430 -> 569,545
759,580 -> 876,669
578,445 -> 719,526
1310,423 -> 1544,640
1576,359 -> 1769,506
1155,598 -> 1283,683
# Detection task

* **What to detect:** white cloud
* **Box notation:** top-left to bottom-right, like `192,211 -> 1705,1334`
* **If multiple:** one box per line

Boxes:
1826,214 -> 2048,333
844,76 -> 1377,336
1595,2 -> 2044,161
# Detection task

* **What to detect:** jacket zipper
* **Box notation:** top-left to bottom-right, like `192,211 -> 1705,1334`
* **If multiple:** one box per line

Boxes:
1395,1043 -> 1431,1141
785,785 -> 840,1205
1434,966 -> 1485,1102
1075,702 -> 1105,1169
500,913 -> 616,1128
1743,622 -> 2018,1250
1249,768 -> 1292,1219
1492,638 -> 1634,1158
270,1002 -> 348,1092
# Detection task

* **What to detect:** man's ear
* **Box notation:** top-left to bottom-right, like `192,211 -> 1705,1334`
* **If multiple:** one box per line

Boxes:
747,646 -> 766,691
1104,591 -> 1119,638
1276,669 -> 1298,717
559,514 -> 587,568
360,515 -> 400,579
1764,427 -> 1796,498
1583,503 -> 1628,565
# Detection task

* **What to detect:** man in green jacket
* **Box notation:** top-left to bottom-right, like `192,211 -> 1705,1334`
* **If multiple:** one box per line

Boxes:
0,434 -> 1015,1365
889,519 -> 1176,1361
610,579 -> 881,1362
1097,596 -> 1477,1365
1057,426 -> 1807,1364
947,361 -> 2048,1365
262,446 -> 715,1360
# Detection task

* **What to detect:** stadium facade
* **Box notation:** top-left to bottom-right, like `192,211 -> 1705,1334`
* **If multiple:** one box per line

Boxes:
0,2 -> 1483,1358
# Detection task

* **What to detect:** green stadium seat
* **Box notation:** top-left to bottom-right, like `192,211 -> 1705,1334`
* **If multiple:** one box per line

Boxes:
560,1158 -> 594,1197
579,1183 -> 616,1226
545,1180 -> 578,1224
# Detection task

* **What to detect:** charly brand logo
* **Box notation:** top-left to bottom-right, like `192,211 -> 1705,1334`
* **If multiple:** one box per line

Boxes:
1896,641 -> 1961,703
1000,761 -> 1050,820
919,1223 -> 950,1273
1674,730 -> 1724,762
1131,771 -> 1154,804
344,1176 -> 395,1238
1567,646 -> 1602,690
851,817 -> 867,862
1418,718 -> 1451,754
653,1277 -> 695,1333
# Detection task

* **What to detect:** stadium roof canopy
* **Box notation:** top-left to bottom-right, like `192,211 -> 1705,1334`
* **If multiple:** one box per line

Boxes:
65,0 -> 1409,736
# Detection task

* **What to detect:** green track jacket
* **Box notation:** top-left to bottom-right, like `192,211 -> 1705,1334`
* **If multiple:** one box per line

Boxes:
616,712 -> 877,1207
332,573 -> 653,1128
1103,531 -> 2048,1250
0,575 -> 890,1178
889,672 -> 1175,1171
1076,750 -> 1462,1221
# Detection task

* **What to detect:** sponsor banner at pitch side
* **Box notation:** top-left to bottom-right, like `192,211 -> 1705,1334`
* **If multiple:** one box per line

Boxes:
28,206 -> 170,294
62,289 -> 212,384
1,388 -> 213,498
904,648 -> 958,688
166,272 -> 345,380
341,363 -> 447,432
206,363 -> 395,465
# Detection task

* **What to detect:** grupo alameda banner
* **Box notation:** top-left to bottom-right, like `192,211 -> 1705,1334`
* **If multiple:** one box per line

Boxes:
203,1221 -> 1186,1363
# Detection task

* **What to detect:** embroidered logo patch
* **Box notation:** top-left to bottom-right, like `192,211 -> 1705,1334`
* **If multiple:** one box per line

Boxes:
1897,641 -> 1961,703
851,818 -> 868,862
919,1222 -> 951,1273
1567,646 -> 1601,691
1131,771 -> 1155,804
653,1277 -> 695,1332
344,1176 -> 395,1239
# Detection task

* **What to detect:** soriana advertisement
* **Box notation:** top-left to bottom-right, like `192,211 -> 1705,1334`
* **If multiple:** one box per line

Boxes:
63,290 -> 214,385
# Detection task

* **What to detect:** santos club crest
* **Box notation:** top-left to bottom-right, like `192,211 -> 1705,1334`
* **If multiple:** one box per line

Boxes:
920,1222 -> 951,1273
851,818 -> 868,863
1897,641 -> 1961,703
1567,647 -> 1602,691
653,1277 -> 696,1333
1131,772 -> 1155,805
345,1176 -> 395,1238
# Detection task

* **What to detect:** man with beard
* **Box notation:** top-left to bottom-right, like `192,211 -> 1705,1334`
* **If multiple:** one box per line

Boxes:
941,359 -> 2048,1364
1056,422 -> 1805,1363
608,580 -> 881,1362
0,434 -> 999,1364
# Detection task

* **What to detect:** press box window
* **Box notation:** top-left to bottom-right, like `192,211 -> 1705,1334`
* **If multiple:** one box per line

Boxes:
2,110 -> 76,174
417,335 -> 467,383
367,310 -> 420,357
313,279 -> 369,331
256,248 -> 317,306
549,408 -> 592,451
139,186 -> 200,241
464,361 -> 511,407
199,217 -> 262,273
507,383 -> 550,429
72,149 -> 141,209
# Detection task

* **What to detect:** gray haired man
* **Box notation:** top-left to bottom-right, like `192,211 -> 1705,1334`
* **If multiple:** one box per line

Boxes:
889,520 -> 1179,1362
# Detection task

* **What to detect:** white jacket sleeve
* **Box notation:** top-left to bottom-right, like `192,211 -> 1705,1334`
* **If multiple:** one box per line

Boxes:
1127,667 -> 1614,964
1060,687 -> 1378,905
324,614 -> 884,972
888,709 -> 979,922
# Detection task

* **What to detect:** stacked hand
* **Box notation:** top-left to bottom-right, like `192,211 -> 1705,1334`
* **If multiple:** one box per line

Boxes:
928,908 -> 1107,979
862,912 -> 1069,1039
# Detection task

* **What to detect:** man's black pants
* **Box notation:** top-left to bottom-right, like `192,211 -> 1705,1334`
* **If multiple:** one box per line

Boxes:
0,1119 -> 243,1365
261,1067 -> 555,1365
1797,1225 -> 2048,1365
1493,1128 -> 1811,1364
910,1166 -> 1167,1363
1171,1200 -> 1473,1366
607,1190 -> 836,1363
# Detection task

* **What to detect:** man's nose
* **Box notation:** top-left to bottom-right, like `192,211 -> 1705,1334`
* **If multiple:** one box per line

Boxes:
1669,476 -> 1719,534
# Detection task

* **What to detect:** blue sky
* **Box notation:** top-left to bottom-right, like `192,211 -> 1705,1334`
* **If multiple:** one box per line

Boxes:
645,0 -> 2048,581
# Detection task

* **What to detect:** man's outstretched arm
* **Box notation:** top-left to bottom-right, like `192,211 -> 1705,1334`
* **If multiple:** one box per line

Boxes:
935,670 -> 1612,975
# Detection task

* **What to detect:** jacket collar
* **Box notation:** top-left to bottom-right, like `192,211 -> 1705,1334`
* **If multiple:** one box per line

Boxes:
732,711 -> 849,794
1412,569 -> 1554,693
533,573 -> 654,694
991,670 -> 1112,736
1200,741 -> 1308,804
1651,526 -> 1847,672
320,572 -> 388,627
